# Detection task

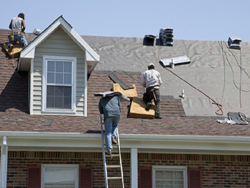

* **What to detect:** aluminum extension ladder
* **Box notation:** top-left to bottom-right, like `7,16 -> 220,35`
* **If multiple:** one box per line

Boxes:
100,114 -> 124,188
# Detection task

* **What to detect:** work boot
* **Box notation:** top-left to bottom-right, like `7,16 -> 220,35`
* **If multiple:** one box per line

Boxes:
8,44 -> 14,52
107,151 -> 112,155
155,115 -> 162,119
145,102 -> 152,111
112,138 -> 118,145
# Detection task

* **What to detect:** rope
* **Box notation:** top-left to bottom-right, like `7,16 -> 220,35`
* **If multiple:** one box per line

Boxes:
163,67 -> 223,115
157,41 -> 223,116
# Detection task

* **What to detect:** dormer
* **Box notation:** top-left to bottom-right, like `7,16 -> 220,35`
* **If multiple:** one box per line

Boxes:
18,16 -> 99,116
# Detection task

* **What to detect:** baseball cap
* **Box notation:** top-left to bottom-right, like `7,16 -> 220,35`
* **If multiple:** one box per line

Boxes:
148,63 -> 154,67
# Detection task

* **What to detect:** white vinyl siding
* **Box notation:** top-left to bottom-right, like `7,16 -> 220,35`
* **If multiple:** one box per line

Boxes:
31,27 -> 86,116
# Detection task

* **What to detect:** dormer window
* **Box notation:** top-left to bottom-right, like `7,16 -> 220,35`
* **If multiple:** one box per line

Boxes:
42,56 -> 76,113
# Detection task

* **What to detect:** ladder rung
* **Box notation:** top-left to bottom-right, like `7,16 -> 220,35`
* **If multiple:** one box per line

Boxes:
108,177 -> 122,180
107,165 -> 121,168
106,154 -> 120,157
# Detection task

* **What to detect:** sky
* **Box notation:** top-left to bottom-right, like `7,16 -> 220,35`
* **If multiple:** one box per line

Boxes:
0,0 -> 250,42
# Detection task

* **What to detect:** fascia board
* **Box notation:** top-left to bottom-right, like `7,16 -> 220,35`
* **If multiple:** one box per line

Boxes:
1,132 -> 250,154
69,29 -> 100,62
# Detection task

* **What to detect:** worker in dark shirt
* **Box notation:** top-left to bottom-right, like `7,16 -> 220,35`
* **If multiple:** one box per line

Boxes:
99,95 -> 121,155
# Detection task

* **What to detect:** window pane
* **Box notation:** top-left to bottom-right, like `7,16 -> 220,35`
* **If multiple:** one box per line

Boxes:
47,96 -> 54,108
64,87 -> 71,97
64,62 -> 72,73
165,171 -> 173,179
174,171 -> 183,179
46,86 -> 71,109
48,61 -> 55,71
56,62 -> 63,72
44,168 -> 75,188
175,181 -> 184,188
55,86 -> 63,97
64,74 -> 71,84
56,73 -> 63,84
64,97 -> 71,109
156,171 -> 164,179
166,181 -> 174,186
47,73 -> 54,84
55,97 -> 63,108
47,86 -> 55,96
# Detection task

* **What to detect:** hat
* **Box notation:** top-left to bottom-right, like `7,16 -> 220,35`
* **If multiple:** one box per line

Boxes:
148,63 -> 154,67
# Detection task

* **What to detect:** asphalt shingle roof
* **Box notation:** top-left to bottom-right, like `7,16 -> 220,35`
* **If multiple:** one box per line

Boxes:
1,29 -> 250,137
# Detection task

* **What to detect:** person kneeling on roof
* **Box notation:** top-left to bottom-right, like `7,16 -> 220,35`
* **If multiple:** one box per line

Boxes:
8,13 -> 28,52
141,63 -> 163,119
99,95 -> 121,155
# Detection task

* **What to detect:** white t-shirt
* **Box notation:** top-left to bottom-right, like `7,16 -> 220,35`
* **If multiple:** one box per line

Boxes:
11,17 -> 23,34
141,69 -> 162,89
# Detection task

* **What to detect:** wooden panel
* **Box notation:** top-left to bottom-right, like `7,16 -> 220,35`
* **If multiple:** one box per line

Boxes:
130,97 -> 155,119
189,168 -> 202,188
113,83 -> 137,98
139,167 -> 152,188
3,43 -> 23,58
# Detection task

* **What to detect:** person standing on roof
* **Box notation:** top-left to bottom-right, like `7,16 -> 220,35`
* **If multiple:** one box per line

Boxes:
8,13 -> 28,52
99,95 -> 121,155
141,63 -> 163,119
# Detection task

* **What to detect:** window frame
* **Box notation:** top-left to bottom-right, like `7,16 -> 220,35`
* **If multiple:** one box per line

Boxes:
41,164 -> 79,188
42,56 -> 76,114
152,166 -> 187,188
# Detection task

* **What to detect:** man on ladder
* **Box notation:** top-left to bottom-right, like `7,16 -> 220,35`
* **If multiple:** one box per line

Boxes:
99,94 -> 121,155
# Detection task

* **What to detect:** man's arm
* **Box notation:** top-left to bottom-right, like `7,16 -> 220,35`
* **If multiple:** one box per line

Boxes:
98,98 -> 104,114
21,20 -> 26,33
141,73 -> 146,88
9,20 -> 12,30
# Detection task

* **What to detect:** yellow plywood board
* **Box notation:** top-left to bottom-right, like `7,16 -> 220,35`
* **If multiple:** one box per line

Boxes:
3,43 -> 23,58
113,83 -> 137,98
129,97 -> 155,119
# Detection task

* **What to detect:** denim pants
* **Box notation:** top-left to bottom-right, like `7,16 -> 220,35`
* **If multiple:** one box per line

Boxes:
104,116 -> 120,152
8,34 -> 28,47
143,87 -> 161,117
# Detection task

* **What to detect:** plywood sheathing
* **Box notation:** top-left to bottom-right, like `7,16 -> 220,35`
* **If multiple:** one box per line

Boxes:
129,97 -> 155,119
3,43 -> 23,58
113,83 -> 138,98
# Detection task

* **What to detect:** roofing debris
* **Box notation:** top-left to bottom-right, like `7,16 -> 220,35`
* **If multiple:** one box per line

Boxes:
228,37 -> 241,49
159,28 -> 174,46
217,112 -> 249,125
109,73 -> 134,90
160,56 -> 191,68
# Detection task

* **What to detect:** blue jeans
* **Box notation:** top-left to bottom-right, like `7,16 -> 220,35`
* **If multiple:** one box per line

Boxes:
8,34 -> 28,47
104,116 -> 120,152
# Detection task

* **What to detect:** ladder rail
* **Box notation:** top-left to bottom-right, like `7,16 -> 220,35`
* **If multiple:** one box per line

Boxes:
100,114 -> 109,188
117,130 -> 125,188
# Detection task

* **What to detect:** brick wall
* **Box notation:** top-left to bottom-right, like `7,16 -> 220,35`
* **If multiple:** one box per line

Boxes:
7,151 -> 130,188
6,151 -> 250,188
138,154 -> 250,188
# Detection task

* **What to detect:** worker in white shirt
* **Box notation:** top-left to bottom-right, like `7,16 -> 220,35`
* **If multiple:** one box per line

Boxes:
141,63 -> 163,119
8,13 -> 28,52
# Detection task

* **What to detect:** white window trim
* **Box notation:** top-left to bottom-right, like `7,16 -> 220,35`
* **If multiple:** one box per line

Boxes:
152,166 -> 187,188
41,164 -> 79,188
42,56 -> 77,114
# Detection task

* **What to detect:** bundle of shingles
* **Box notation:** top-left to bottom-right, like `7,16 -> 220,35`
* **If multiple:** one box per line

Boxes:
159,28 -> 174,46
228,37 -> 241,50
